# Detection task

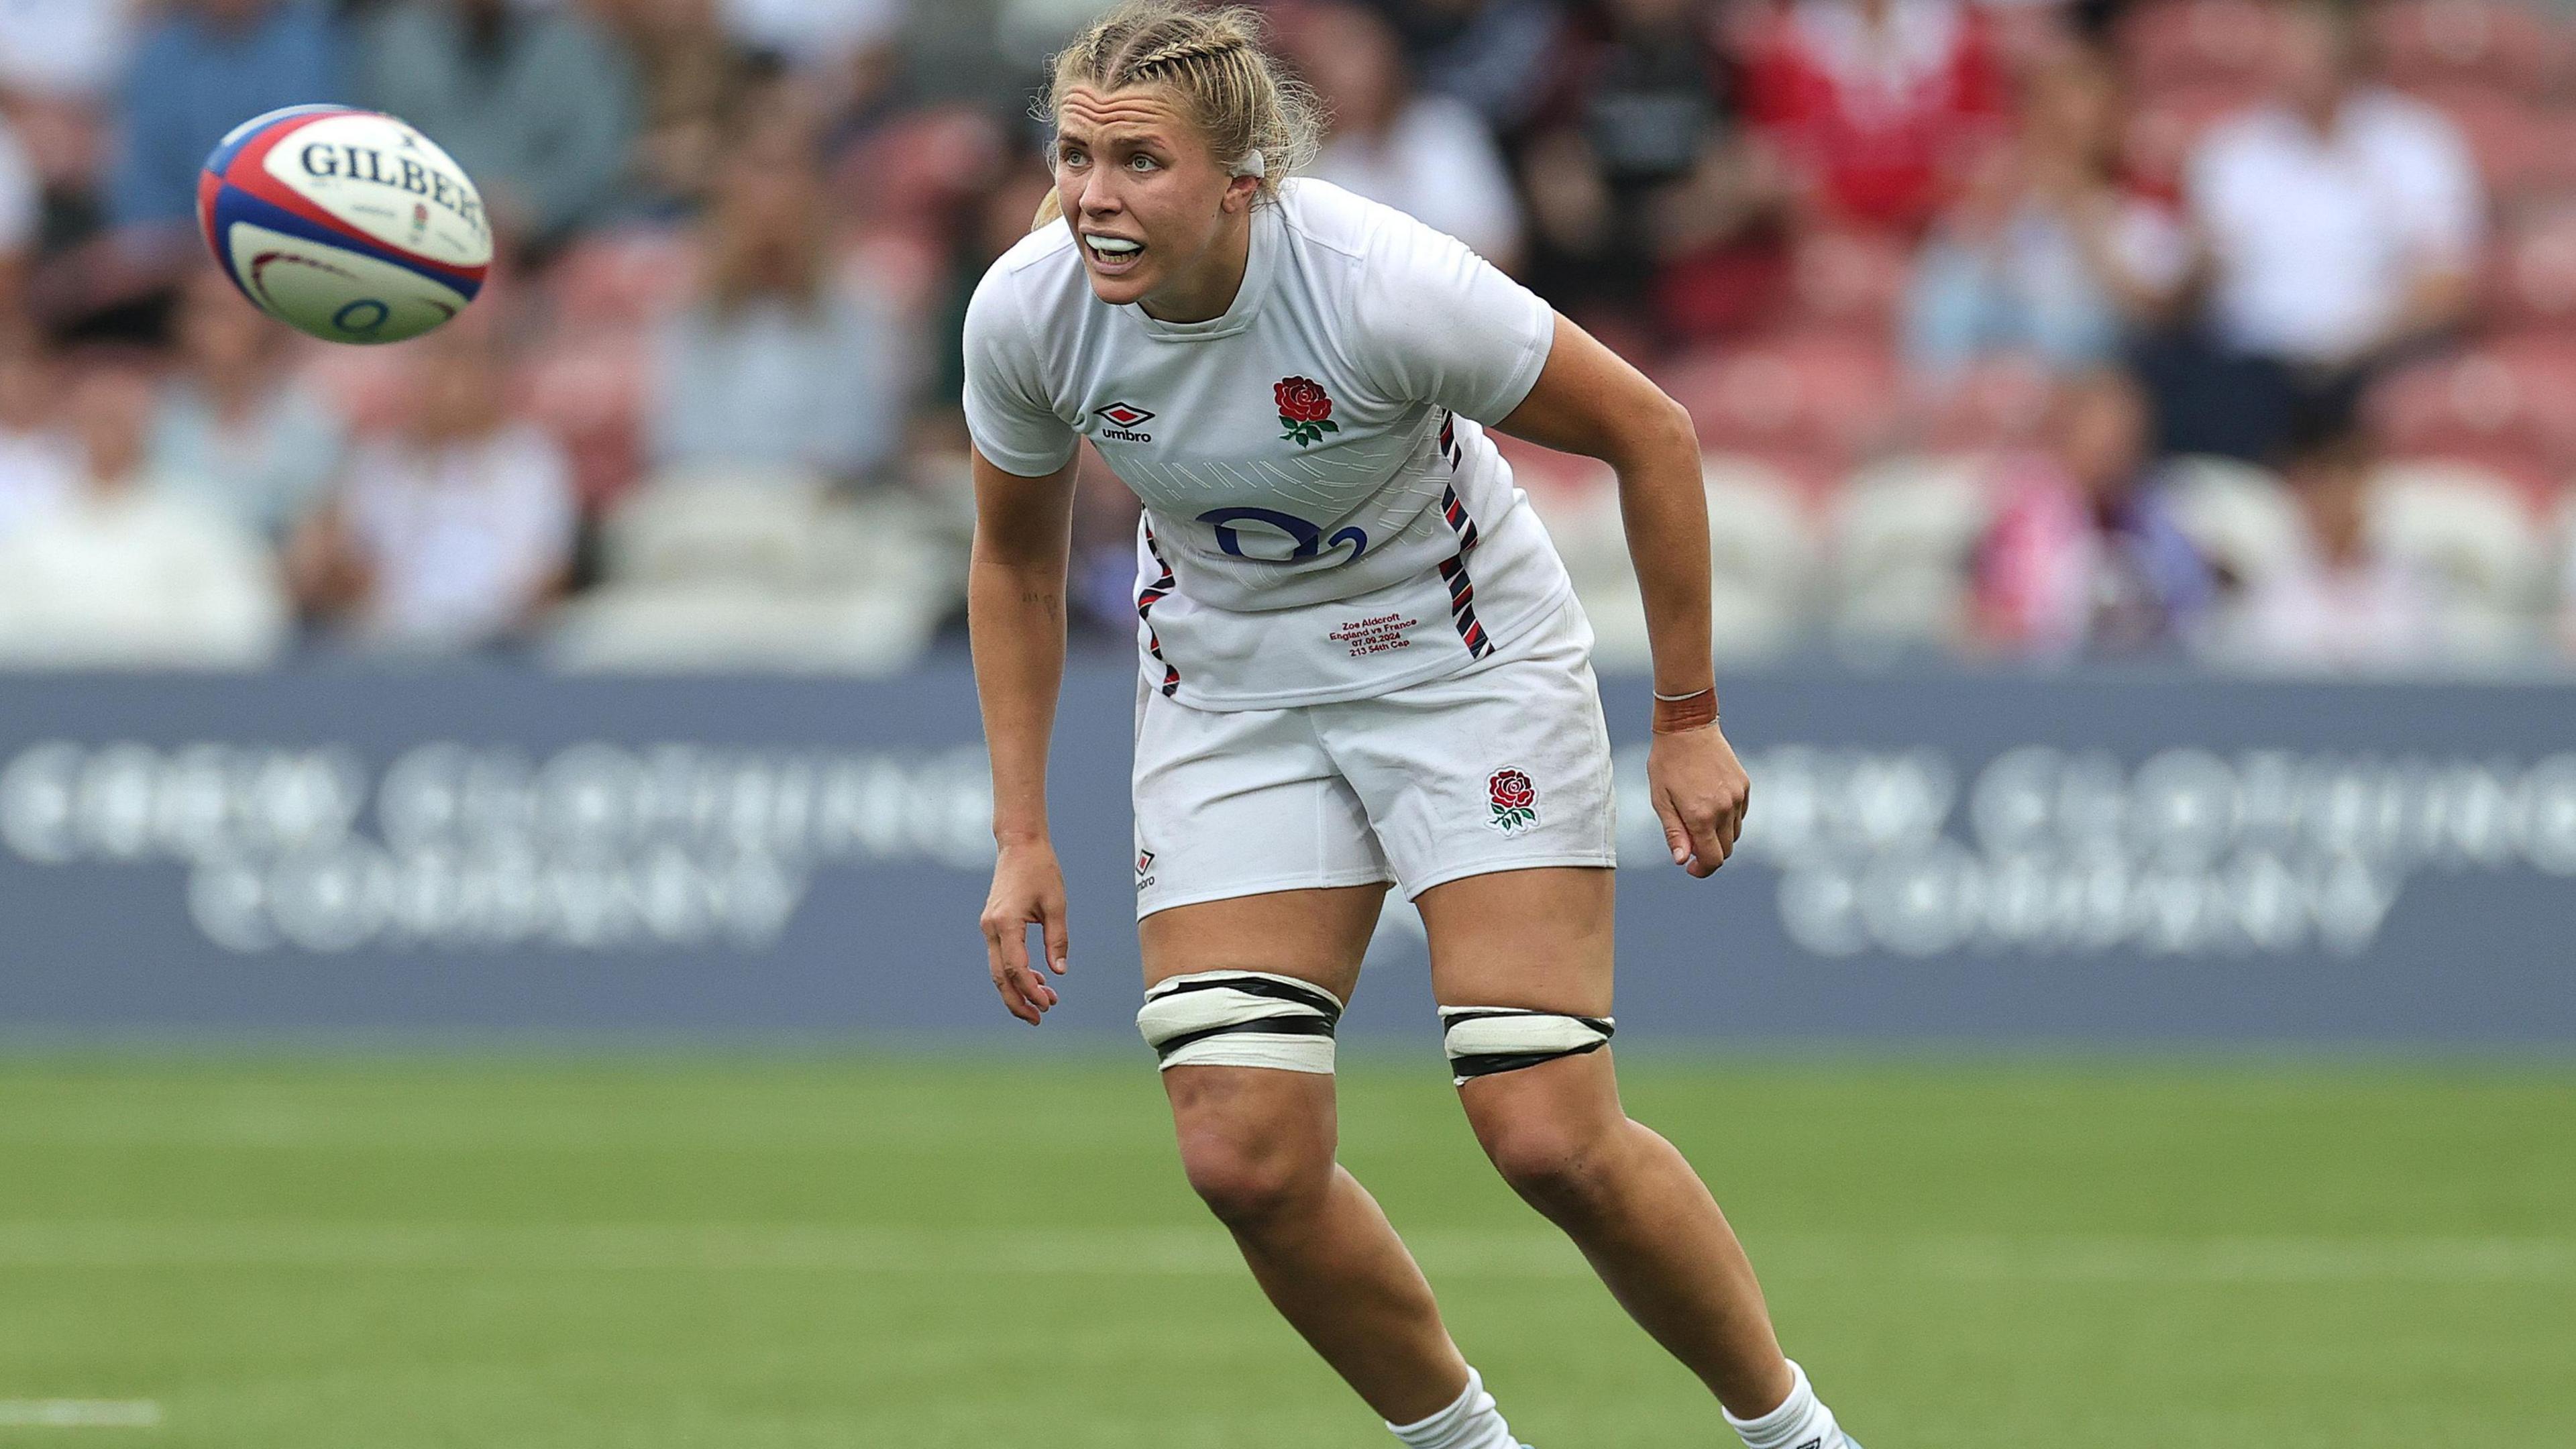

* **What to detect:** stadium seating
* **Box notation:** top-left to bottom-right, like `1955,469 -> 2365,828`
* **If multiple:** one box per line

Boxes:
2119,0 -> 2280,93
1824,453 -> 1992,654
1659,336 -> 1899,493
2369,460 -> 2556,659
546,468 -> 963,674
2162,454 -> 2305,590
1515,453 -> 1642,665
1514,450 -> 1815,665
1917,356 -> 2057,455
2486,204 -> 2576,334
1703,455 -> 1824,659
2366,345 -> 2576,498
12,0 -> 2576,675
2371,0 -> 2569,99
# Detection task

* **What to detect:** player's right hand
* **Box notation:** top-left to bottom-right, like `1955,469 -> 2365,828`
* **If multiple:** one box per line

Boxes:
981,839 -> 1070,1024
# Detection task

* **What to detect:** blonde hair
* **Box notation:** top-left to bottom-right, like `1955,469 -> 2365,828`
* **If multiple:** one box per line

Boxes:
1040,1 -> 1321,209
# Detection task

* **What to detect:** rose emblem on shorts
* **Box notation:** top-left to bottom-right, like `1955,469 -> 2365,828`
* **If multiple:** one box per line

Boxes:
1487,767 -> 1538,835
1275,376 -> 1339,447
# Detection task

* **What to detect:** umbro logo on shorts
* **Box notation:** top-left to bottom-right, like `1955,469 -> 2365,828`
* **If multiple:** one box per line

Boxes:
1136,849 -> 1156,889
1095,402 -> 1155,442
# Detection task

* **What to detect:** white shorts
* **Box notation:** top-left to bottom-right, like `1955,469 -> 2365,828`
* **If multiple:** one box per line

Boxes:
1131,597 -> 1618,918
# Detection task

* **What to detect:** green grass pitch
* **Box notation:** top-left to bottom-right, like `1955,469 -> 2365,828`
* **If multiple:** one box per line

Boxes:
0,1053 -> 2568,1447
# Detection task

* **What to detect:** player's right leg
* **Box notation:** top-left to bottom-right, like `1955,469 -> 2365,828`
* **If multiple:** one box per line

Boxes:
1132,686 -> 1525,1443
1140,888 -> 1477,1425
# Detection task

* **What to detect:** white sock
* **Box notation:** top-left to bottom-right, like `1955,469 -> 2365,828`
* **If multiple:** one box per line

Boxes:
1387,1366 -> 1520,1449
1723,1360 -> 1847,1449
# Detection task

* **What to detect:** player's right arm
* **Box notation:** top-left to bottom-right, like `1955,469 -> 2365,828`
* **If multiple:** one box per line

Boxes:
969,444 -> 1079,1024
961,244 -> 1086,1022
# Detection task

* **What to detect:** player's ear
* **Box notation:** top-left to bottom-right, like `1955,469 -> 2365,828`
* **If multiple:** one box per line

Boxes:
1221,174 -> 1260,215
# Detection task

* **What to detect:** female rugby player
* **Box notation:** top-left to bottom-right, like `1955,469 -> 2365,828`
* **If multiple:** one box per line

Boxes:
965,6 -> 1861,1447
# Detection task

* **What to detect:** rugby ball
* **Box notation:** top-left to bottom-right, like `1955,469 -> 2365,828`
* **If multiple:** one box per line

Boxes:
197,105 -> 491,345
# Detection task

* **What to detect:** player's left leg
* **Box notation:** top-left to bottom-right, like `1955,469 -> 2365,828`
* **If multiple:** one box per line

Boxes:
1417,865 -> 1861,1449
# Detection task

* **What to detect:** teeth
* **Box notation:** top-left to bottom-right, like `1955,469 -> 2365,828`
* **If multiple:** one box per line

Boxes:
1087,236 -> 1142,255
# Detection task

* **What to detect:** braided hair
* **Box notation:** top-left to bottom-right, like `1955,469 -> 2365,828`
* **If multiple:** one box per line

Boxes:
1041,2 -> 1321,205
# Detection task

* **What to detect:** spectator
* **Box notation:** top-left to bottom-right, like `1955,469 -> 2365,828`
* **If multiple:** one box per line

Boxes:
0,331 -> 76,539
1970,369 -> 2214,659
1288,1 -> 1523,268
149,271 -> 345,539
647,116 -> 910,485
293,318 -> 576,651
0,107 -> 34,298
2154,0 -> 2481,462
721,0 -> 905,72
2,80 -> 117,296
720,0 -> 906,134
1373,0 -> 1564,137
1906,48 -> 2187,382
1519,0 -> 1787,339
0,0 -> 139,102
2210,412 -> 2443,674
355,0 -> 640,252
1740,0 -> 2008,236
107,0 -> 343,233
614,0 -> 765,213
0,356 -> 288,667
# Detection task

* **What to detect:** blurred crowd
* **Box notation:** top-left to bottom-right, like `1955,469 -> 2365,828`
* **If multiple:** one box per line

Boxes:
3,0 -> 2576,675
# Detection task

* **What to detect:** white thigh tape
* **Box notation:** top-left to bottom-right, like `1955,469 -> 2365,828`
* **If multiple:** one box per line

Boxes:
1136,970 -> 1345,1074
1439,1006 -> 1615,1085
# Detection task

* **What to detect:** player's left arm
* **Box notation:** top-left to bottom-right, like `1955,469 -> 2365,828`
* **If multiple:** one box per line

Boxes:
1495,312 -> 1748,877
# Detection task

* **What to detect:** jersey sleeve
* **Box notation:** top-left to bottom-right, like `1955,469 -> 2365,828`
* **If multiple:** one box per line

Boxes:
961,262 -> 1079,478
1351,210 -> 1556,425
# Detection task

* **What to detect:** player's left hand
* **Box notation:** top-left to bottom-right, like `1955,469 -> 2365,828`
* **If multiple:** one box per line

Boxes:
1647,722 -> 1750,878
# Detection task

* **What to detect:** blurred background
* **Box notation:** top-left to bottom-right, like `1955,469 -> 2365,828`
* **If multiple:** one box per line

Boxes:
5,0 -> 2576,674
0,3 -> 2569,1446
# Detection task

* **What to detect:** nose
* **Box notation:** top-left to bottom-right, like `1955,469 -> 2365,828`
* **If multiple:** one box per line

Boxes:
1075,166 -> 1126,217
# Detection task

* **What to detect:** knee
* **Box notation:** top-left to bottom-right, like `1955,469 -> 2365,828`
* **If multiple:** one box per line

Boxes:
1477,1113 -> 1623,1220
1175,1124 -> 1329,1229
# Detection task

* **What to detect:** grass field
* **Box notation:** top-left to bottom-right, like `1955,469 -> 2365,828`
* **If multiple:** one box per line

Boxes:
0,1054 -> 2569,1448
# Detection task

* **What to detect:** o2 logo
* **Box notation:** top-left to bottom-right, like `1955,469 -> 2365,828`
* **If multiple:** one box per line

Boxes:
1195,506 -> 1368,564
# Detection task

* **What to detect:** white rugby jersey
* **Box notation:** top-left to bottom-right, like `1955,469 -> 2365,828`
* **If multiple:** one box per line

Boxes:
962,178 -> 1574,710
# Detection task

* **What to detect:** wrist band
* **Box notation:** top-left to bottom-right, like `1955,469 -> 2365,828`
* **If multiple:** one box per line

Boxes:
1652,688 -> 1718,734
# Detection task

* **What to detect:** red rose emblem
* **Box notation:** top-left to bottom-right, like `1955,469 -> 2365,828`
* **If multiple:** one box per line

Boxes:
1487,767 -> 1538,833
1275,376 -> 1333,423
1274,376 -> 1340,446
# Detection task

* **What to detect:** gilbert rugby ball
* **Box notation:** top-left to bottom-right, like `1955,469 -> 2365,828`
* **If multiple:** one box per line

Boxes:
198,104 -> 490,344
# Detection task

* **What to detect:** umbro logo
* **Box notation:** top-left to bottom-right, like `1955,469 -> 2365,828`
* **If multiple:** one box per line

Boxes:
1095,402 -> 1155,441
1135,849 -> 1156,889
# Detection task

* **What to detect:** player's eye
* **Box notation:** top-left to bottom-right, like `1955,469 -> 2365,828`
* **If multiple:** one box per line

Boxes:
1059,146 -> 1088,168
1127,154 -> 1159,172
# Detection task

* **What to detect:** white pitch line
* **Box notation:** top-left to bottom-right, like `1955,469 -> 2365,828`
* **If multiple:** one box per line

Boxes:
0,1222 -> 1252,1278
0,1222 -> 2566,1285
0,1401 -> 161,1429
1899,1235 -> 2576,1285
